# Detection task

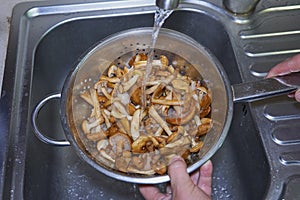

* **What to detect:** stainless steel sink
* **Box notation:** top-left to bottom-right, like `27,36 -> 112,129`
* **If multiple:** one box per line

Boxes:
1,0 -> 300,199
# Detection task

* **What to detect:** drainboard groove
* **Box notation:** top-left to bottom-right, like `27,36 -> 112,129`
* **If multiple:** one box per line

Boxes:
280,151 -> 300,165
248,57 -> 289,77
263,102 -> 300,121
240,30 -> 300,39
271,121 -> 300,145
242,35 -> 300,58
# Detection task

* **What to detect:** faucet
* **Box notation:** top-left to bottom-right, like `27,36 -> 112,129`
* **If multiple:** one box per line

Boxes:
155,0 -> 180,10
223,0 -> 260,14
156,0 -> 260,14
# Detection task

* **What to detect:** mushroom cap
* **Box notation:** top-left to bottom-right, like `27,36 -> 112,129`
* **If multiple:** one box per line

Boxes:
109,132 -> 132,154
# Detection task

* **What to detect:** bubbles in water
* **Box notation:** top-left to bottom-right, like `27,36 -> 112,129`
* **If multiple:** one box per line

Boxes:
99,190 -> 104,197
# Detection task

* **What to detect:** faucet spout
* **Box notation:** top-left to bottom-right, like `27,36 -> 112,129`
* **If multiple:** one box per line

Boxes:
156,0 -> 180,10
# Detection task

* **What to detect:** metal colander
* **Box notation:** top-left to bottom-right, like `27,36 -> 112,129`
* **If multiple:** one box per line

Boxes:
34,27 -> 232,184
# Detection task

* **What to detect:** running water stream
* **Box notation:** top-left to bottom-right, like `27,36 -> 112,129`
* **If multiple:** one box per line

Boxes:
141,8 -> 174,108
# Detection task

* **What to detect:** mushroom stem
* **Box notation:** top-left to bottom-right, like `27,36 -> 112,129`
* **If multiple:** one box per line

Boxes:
149,106 -> 173,136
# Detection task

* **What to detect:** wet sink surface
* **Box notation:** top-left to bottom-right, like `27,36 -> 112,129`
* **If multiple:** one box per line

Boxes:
26,10 -> 269,199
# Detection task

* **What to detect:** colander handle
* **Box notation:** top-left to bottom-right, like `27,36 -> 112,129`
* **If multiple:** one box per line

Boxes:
232,72 -> 300,102
31,93 -> 71,146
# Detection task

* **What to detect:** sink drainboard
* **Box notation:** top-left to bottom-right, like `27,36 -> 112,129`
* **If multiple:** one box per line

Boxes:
1,0 -> 300,199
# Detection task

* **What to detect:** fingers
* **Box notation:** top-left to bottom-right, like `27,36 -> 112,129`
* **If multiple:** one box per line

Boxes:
139,185 -> 170,200
168,157 -> 212,200
168,156 -> 193,190
295,89 -> 300,102
266,54 -> 300,78
190,170 -> 200,185
198,160 -> 213,196
140,157 -> 213,200
266,54 -> 300,102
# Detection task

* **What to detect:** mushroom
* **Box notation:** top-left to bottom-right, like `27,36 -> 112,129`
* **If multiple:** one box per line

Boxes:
161,88 -> 173,115
166,131 -> 180,144
105,123 -> 119,137
119,117 -> 131,135
111,106 -> 127,119
152,161 -> 167,175
131,109 -> 141,140
167,65 -> 175,73
90,88 -> 101,118
171,79 -> 190,91
143,117 -> 161,135
99,149 -> 115,163
131,135 -> 159,153
165,136 -> 191,149
100,75 -> 120,83
152,97 -> 184,106
200,92 -> 211,109
149,74 -> 175,85
154,127 -> 164,137
151,83 -> 185,106
132,156 -> 145,169
80,90 -> 93,106
154,135 -> 167,148
107,65 -> 118,77
81,117 -> 103,134
145,84 -> 160,95
189,141 -> 204,153
115,156 -> 131,173
133,60 -> 162,69
79,52 -> 213,176
127,166 -> 155,175
116,92 -> 131,106
166,100 -> 198,125
152,83 -> 166,99
116,67 -> 125,78
155,70 -> 171,77
197,118 -> 213,136
86,127 -> 107,141
97,139 -> 116,164
128,53 -> 147,67
100,87 -> 112,99
101,109 -> 111,128
194,115 -> 201,127
96,139 -> 109,151
200,106 -> 211,118
113,101 -> 129,117
127,153 -> 156,175
130,86 -> 142,105
160,55 -> 169,69
119,74 -> 140,93
127,103 -> 136,116
160,136 -> 191,155
166,126 -> 184,143
98,95 -> 108,106
109,133 -> 132,155
148,106 -> 173,136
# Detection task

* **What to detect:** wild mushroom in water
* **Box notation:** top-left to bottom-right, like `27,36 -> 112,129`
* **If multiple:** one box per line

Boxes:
79,52 -> 213,175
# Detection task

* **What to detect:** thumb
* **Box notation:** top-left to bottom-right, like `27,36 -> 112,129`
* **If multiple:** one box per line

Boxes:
295,89 -> 300,102
168,156 -> 193,191
266,54 -> 300,78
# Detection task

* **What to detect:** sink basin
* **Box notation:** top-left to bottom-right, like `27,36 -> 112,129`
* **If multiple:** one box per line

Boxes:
1,1 -> 269,199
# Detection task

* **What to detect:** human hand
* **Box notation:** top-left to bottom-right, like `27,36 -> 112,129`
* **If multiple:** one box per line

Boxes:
266,54 -> 300,102
139,156 -> 213,200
